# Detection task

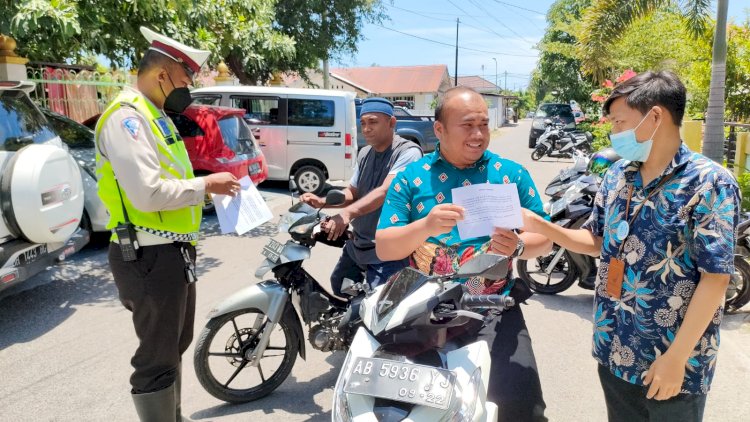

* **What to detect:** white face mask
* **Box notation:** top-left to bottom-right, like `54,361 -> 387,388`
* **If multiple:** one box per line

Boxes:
608,108 -> 660,162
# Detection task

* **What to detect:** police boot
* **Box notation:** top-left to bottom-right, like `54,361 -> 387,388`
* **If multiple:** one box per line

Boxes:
132,384 -> 177,422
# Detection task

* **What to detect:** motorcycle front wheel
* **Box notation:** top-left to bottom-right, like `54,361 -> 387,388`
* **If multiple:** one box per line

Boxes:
194,308 -> 299,403
531,146 -> 546,161
726,256 -> 750,311
517,246 -> 578,294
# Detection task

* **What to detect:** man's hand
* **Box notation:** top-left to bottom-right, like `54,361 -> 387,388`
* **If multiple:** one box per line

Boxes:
300,193 -> 326,208
491,228 -> 519,256
521,208 -> 547,234
204,172 -> 240,196
323,211 -> 351,241
643,352 -> 686,401
423,204 -> 464,237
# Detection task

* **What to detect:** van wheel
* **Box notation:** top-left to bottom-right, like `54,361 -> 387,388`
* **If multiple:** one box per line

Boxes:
294,166 -> 326,195
529,136 -> 537,148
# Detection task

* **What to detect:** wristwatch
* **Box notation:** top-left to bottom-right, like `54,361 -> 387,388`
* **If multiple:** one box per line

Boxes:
511,237 -> 525,258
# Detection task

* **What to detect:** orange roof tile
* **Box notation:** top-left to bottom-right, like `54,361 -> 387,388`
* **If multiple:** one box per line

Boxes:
330,65 -> 449,95
457,76 -> 499,91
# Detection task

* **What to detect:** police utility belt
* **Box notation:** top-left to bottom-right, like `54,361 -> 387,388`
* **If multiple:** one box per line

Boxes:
113,180 -> 197,283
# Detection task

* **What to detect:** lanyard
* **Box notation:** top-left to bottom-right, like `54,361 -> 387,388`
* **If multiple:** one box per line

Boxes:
616,165 -> 685,254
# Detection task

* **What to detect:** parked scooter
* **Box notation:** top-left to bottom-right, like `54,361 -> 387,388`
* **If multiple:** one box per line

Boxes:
193,185 -> 366,403
518,175 -> 600,294
728,218 -> 750,311
544,149 -> 590,200
531,118 -> 592,161
332,254 -> 515,421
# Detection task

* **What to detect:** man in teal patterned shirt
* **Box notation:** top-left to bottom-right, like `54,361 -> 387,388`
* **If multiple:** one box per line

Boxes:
376,86 -> 552,421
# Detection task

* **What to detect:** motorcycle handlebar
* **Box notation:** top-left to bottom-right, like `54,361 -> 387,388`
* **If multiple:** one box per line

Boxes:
462,294 -> 515,311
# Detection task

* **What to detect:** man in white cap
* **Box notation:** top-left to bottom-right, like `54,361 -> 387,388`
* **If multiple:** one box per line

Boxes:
95,27 -> 240,421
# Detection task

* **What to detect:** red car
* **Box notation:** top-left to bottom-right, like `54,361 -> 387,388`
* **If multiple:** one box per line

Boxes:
168,105 -> 268,187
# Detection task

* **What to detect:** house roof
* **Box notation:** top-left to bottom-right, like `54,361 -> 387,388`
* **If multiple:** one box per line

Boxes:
457,76 -> 498,91
330,65 -> 449,95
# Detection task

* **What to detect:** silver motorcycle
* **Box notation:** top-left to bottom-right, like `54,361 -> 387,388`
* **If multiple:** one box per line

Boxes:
193,187 -> 367,403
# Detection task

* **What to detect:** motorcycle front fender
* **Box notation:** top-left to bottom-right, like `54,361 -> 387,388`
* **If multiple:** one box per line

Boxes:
206,280 -> 306,360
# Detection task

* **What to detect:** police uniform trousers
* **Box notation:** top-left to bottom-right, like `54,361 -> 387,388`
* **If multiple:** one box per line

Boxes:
108,242 -> 196,393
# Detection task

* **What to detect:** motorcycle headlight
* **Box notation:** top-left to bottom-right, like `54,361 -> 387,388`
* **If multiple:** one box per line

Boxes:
332,352 -> 356,422
442,367 -> 483,422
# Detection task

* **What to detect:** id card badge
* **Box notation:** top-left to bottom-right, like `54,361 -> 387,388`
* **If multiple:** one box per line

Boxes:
606,258 -> 625,299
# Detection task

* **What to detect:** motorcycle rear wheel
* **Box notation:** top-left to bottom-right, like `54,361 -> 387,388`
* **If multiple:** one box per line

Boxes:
517,246 -> 578,294
194,308 -> 299,403
531,146 -> 546,161
726,256 -> 750,311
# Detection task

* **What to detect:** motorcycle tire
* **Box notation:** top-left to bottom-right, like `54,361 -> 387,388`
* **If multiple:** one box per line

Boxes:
194,308 -> 300,403
726,256 -> 750,311
531,146 -> 546,161
517,246 -> 578,294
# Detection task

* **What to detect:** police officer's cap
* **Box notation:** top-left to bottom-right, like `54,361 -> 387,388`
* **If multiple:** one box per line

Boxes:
140,27 -> 210,78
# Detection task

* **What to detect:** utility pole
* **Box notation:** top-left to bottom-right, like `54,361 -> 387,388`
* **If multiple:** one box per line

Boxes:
454,18 -> 459,86
504,71 -> 507,92
492,57 -> 498,92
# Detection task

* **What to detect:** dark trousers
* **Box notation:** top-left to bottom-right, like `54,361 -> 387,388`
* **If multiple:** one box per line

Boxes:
455,306 -> 547,422
329,246 -> 409,297
108,242 -> 196,393
598,364 -> 707,422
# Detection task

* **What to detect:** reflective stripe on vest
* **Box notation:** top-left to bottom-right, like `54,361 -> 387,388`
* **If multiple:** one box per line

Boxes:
95,89 -> 201,242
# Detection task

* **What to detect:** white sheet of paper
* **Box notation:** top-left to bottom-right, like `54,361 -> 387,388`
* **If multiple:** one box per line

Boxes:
212,176 -> 273,235
451,183 -> 523,240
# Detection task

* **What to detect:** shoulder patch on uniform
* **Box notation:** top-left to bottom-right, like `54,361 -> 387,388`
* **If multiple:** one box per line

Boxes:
122,117 -> 141,138
155,118 -> 172,137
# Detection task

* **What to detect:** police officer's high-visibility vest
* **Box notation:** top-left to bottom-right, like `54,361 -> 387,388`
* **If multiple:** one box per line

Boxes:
95,90 -> 202,243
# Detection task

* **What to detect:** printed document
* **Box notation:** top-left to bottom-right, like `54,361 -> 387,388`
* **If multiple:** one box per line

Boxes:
451,183 -> 523,239
213,176 -> 273,235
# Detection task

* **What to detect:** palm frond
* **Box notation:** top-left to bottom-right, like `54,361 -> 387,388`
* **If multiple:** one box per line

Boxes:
680,0 -> 711,39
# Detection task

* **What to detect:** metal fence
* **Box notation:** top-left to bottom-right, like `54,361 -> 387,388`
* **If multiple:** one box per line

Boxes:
26,66 -> 130,123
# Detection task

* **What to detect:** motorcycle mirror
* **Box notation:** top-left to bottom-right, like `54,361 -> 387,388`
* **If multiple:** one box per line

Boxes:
325,190 -> 346,207
544,118 -> 553,125
456,254 -> 509,280
289,179 -> 299,194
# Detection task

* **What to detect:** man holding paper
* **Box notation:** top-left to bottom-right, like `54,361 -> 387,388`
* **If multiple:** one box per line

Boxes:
375,86 -> 552,421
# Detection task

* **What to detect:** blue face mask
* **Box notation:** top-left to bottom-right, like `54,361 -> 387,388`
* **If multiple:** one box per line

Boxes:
609,109 -> 660,162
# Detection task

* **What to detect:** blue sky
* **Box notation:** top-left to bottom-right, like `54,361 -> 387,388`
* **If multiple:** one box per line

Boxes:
335,0 -> 750,91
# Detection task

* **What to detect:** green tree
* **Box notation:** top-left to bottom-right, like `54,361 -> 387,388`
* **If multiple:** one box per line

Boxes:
531,0 -> 597,113
577,0 -> 728,162
1,0 -> 384,85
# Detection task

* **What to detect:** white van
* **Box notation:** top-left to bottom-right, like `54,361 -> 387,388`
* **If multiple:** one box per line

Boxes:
191,86 -> 358,195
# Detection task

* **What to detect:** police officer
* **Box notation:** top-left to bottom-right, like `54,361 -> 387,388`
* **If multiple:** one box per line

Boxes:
95,27 -> 240,421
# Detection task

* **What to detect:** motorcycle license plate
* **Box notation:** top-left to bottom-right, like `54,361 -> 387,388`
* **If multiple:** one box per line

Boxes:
343,357 -> 455,410
261,239 -> 284,263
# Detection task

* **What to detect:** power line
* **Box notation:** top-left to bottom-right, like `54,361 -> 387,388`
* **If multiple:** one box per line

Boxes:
386,3 -> 487,18
373,24 -> 538,57
466,0 -> 536,47
387,2 -> 537,42
491,0 -> 546,16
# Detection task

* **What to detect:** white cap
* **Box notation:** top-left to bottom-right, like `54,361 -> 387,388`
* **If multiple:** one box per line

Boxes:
140,27 -> 210,76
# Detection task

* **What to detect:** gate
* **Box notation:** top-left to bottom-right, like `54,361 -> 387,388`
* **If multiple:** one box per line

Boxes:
26,65 -> 130,123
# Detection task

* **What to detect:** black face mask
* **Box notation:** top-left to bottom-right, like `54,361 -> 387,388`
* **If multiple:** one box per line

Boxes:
159,72 -> 192,113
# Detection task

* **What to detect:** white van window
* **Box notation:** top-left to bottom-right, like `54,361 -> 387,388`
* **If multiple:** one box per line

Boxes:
192,95 -> 221,106
288,99 -> 334,127
231,96 -> 281,126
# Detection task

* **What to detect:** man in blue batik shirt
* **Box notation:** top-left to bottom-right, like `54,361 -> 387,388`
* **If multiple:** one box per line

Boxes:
522,71 -> 739,422
376,86 -> 553,421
